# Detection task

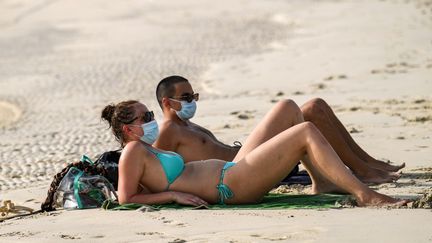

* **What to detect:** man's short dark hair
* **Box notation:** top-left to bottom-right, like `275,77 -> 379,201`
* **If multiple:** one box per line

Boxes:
156,75 -> 189,108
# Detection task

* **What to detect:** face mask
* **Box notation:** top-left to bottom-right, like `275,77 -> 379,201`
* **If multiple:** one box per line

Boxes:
174,100 -> 197,121
131,120 -> 159,145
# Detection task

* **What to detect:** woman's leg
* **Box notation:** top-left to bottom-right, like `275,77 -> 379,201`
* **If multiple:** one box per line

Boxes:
233,99 -> 304,161
301,98 -> 405,172
225,122 -> 408,207
301,98 -> 402,182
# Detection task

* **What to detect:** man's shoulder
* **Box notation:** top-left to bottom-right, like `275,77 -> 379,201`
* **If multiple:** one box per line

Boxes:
159,119 -> 181,133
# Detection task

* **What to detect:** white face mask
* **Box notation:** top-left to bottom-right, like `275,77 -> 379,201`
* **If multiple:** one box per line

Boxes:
171,100 -> 197,121
130,120 -> 159,144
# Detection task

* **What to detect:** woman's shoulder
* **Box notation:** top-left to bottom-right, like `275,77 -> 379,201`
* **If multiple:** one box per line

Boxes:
120,141 -> 153,164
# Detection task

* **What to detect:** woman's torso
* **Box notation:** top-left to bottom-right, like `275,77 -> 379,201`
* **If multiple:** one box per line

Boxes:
132,143 -> 227,203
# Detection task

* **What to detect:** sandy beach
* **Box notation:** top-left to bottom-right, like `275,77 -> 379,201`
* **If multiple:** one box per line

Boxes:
1,0 -> 431,242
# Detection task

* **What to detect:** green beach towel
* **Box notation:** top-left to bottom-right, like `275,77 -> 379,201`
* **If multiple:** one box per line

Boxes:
102,193 -> 354,211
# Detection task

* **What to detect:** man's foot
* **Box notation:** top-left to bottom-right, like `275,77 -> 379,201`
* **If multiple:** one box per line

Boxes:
311,180 -> 348,194
367,159 -> 406,172
356,191 -> 410,207
356,168 -> 401,184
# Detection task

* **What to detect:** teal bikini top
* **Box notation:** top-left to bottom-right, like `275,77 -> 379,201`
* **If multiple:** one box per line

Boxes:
148,147 -> 185,189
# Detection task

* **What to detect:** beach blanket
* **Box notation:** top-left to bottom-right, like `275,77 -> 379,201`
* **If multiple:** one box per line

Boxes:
102,193 -> 353,211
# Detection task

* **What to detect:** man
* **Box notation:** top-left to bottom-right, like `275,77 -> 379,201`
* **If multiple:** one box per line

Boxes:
154,75 -> 404,184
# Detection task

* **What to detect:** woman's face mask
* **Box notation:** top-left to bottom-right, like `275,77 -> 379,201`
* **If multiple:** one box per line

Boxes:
130,120 -> 159,145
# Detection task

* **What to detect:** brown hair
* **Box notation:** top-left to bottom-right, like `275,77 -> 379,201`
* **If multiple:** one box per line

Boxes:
101,100 -> 139,147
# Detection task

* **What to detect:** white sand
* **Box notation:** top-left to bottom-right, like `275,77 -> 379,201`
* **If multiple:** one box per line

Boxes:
1,0 -> 431,242
0,101 -> 21,128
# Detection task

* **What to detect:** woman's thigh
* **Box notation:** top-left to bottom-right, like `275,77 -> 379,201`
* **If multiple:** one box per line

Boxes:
233,100 -> 304,162
225,123 -> 310,203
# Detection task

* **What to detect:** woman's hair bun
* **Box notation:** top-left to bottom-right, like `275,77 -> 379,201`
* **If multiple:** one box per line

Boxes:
101,104 -> 116,124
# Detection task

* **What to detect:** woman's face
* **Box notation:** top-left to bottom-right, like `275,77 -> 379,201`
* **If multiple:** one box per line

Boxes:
125,102 -> 155,139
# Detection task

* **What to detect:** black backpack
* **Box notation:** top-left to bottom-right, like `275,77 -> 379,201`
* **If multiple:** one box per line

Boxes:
93,149 -> 121,189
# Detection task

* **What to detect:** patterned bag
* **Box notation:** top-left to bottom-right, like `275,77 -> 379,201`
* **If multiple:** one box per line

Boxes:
54,167 -> 117,209
41,150 -> 121,211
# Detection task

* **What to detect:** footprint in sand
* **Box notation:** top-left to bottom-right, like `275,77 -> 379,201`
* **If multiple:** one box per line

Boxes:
312,74 -> 348,90
90,235 -> 105,239
348,127 -> 362,134
163,220 -> 187,227
136,232 -> 164,236
230,110 -> 255,120
314,73 -> 349,90
269,91 -> 287,103
0,101 -> 22,128
312,83 -> 326,90
0,231 -> 39,238
168,239 -> 187,243
155,216 -> 187,227
292,91 -> 305,95
223,123 -> 241,129
250,228 -> 323,241
323,74 -> 347,81
276,91 -> 284,96
371,62 -> 419,75
59,234 -> 81,240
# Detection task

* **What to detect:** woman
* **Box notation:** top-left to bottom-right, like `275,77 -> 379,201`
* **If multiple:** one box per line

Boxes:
101,100 -> 408,207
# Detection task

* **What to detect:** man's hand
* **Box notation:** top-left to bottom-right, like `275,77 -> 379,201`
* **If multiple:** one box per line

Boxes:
170,191 -> 209,206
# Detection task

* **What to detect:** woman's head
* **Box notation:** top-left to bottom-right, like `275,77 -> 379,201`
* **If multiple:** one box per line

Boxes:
101,100 -> 157,146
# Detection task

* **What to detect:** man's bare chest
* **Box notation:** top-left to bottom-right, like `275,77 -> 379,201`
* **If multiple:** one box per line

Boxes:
182,126 -> 214,145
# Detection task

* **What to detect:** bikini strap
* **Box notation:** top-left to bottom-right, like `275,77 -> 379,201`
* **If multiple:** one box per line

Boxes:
216,163 -> 235,204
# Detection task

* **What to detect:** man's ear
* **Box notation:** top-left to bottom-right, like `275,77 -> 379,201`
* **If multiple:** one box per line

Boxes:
161,97 -> 171,110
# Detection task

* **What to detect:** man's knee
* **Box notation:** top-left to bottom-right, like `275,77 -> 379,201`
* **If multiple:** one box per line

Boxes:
301,98 -> 328,121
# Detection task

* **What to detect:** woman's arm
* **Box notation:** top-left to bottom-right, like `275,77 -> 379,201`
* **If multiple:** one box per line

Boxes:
127,190 -> 208,206
124,190 -> 174,205
117,142 -> 161,204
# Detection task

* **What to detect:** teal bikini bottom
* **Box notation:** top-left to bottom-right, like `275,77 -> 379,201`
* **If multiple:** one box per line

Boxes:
216,162 -> 236,205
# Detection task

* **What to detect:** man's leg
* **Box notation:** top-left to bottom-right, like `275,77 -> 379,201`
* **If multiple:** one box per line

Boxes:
301,98 -> 405,172
234,99 -> 397,184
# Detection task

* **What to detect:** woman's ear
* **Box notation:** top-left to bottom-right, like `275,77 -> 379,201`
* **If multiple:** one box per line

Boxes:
122,124 -> 131,137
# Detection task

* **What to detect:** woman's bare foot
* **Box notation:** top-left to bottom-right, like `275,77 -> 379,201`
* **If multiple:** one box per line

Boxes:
356,190 -> 410,207
355,168 -> 401,184
367,159 -> 406,172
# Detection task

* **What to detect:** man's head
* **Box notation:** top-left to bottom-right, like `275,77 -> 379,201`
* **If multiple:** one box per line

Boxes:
156,75 -> 190,108
156,75 -> 199,120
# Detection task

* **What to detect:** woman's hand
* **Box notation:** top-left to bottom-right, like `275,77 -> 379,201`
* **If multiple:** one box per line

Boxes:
171,191 -> 209,206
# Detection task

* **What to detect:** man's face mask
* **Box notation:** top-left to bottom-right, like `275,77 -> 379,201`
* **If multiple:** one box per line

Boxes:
174,100 -> 197,121
169,93 -> 199,121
